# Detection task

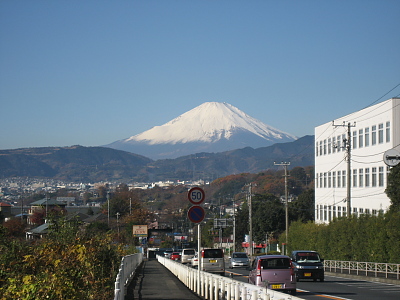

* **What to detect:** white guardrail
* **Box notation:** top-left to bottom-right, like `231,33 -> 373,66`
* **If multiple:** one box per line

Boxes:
325,260 -> 400,280
157,255 -> 303,300
114,253 -> 143,300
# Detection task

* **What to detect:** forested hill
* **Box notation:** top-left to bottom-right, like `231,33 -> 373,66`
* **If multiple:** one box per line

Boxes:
0,135 -> 314,182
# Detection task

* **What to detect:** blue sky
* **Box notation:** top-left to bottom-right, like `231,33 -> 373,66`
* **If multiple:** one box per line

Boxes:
1,0 -> 399,150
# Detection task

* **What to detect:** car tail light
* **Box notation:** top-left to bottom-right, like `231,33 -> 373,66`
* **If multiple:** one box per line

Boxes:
290,261 -> 295,276
201,250 -> 205,258
256,260 -> 262,276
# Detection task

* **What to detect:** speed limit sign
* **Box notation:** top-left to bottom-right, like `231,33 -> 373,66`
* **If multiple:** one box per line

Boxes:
188,187 -> 205,205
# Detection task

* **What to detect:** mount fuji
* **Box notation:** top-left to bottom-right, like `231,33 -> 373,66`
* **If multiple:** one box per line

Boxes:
105,102 -> 297,160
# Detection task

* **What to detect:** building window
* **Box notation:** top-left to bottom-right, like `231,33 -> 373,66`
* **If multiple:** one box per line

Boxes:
342,170 -> 346,188
352,131 -> 357,149
353,207 -> 358,216
372,167 -> 377,187
338,206 -> 341,218
379,166 -> 384,187
323,139 -> 327,155
319,141 -> 322,156
372,125 -> 377,145
324,172 -> 327,188
343,206 -> 346,217
359,129 -> 363,148
337,135 -> 341,152
333,137 -> 336,153
365,127 -> 369,147
378,123 -> 384,144
386,122 -> 390,142
387,166 -> 390,185
342,134 -> 346,150
372,209 -> 377,216
316,142 -> 319,157
333,171 -> 336,188
353,169 -> 357,187
328,172 -> 331,188
324,205 -> 327,221
319,173 -> 323,188
365,168 -> 370,187
328,138 -> 332,154
337,171 -> 341,188
365,208 -> 370,215
359,169 -> 363,187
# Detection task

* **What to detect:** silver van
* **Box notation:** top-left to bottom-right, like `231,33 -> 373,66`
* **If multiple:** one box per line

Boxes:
200,248 -> 225,276
248,255 -> 296,295
181,248 -> 196,264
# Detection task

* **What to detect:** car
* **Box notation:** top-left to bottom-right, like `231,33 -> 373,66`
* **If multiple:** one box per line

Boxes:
163,249 -> 173,259
170,252 -> 181,261
248,254 -> 296,296
291,250 -> 324,282
181,248 -> 196,264
228,252 -> 249,268
191,253 -> 199,268
200,248 -> 225,276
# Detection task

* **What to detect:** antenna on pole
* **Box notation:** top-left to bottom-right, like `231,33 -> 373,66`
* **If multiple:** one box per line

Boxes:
333,121 -> 356,216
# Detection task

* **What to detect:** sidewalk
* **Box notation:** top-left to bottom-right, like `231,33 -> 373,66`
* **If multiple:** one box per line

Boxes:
125,259 -> 203,300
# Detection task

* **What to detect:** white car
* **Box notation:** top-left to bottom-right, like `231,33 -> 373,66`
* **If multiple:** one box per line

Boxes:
191,253 -> 199,268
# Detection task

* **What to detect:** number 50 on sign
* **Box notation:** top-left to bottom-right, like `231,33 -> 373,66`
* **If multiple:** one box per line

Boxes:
188,187 -> 205,205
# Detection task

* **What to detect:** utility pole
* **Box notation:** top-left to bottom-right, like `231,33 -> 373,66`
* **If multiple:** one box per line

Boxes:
274,162 -> 290,255
107,191 -> 110,225
247,183 -> 253,257
333,121 -> 356,216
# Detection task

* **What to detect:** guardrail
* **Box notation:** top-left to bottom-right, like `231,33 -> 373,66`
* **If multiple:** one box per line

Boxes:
157,255 -> 302,300
324,260 -> 400,280
114,253 -> 143,300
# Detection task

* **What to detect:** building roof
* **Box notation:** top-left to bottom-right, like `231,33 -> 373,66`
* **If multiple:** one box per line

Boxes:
0,202 -> 12,207
27,223 -> 49,234
30,198 -> 66,206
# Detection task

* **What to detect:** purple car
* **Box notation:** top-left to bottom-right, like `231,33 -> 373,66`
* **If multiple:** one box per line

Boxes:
248,255 -> 296,296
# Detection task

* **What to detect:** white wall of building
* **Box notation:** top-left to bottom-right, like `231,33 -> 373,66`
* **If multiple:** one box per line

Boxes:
314,98 -> 400,223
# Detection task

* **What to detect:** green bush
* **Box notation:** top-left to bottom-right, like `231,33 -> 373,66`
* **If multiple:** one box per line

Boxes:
285,211 -> 400,263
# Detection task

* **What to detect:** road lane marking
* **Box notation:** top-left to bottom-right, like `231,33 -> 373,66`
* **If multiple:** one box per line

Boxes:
296,288 -> 353,300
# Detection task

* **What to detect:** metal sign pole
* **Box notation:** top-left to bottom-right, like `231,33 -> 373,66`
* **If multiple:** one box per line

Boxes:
197,223 -> 201,294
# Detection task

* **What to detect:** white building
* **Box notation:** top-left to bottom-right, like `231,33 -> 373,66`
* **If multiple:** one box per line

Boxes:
314,97 -> 400,223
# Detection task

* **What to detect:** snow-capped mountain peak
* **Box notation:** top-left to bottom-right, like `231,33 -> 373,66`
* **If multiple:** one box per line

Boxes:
105,102 -> 297,159
127,102 -> 295,144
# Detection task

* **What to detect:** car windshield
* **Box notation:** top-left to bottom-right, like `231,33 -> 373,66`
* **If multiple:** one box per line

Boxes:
233,253 -> 248,258
184,250 -> 196,255
261,258 -> 291,269
296,252 -> 320,262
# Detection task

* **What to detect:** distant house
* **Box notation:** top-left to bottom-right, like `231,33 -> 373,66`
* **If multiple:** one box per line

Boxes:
0,202 -> 12,220
28,198 -> 67,225
26,222 -> 49,239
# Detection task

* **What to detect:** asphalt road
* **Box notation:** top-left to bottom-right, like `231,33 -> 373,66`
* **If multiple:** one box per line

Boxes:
225,267 -> 400,300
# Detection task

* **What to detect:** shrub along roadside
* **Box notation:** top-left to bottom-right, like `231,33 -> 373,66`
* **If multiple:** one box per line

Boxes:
0,223 -> 125,300
285,211 -> 400,264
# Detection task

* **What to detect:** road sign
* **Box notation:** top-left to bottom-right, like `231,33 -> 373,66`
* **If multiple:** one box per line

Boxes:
383,149 -> 400,167
132,225 -> 148,237
187,205 -> 205,223
188,187 -> 205,205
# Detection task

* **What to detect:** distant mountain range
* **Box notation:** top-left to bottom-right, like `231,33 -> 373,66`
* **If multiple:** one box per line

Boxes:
105,102 -> 297,159
0,136 -> 314,182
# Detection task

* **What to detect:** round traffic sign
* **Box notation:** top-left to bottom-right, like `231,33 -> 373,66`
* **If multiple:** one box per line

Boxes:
187,205 -> 205,223
188,187 -> 205,205
383,149 -> 400,167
